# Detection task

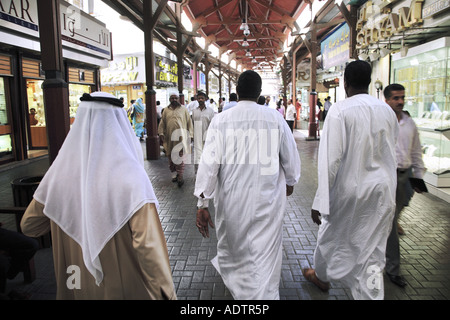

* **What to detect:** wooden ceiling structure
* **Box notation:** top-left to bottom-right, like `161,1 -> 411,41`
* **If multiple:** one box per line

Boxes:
102,0 -> 355,88
182,0 -> 306,71
99,0 -> 450,143
102,0 -> 352,145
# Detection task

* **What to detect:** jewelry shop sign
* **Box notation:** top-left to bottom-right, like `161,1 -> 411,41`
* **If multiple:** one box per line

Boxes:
0,0 -> 112,60
356,0 -> 424,49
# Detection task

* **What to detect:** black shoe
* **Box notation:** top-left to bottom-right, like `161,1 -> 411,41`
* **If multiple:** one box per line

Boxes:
177,177 -> 184,187
172,175 -> 178,182
388,274 -> 407,288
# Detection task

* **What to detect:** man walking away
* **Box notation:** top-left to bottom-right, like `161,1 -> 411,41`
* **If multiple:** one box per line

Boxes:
304,61 -> 398,300
194,70 -> 301,300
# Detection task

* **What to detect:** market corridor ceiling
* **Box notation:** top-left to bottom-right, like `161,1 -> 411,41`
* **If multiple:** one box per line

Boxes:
104,0 -> 313,72
183,0 -> 306,70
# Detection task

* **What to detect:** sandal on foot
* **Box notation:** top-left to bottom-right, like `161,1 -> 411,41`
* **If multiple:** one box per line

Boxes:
302,268 -> 330,292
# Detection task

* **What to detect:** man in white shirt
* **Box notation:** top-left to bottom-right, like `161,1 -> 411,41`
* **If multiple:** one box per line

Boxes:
384,83 -> 426,288
186,96 -> 199,115
206,98 -> 218,113
222,93 -> 238,111
194,70 -> 301,300
285,99 -> 296,132
304,60 -> 399,300
323,96 -> 332,120
192,91 -> 215,174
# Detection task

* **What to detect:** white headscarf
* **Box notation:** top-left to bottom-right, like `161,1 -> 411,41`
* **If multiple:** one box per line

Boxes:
33,92 -> 158,285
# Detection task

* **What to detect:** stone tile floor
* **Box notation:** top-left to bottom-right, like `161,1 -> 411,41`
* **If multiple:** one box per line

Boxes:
1,126 -> 449,301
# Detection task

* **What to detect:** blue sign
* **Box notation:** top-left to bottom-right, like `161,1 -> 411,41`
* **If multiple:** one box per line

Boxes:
321,23 -> 350,70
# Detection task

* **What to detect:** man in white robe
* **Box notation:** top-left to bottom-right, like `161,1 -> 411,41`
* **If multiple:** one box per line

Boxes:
304,61 -> 399,300
192,91 -> 215,174
194,70 -> 301,300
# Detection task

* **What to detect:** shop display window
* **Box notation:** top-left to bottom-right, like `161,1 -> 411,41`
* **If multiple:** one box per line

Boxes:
26,80 -> 48,149
69,84 -> 91,124
392,44 -> 450,187
0,78 -> 12,160
27,80 -> 45,126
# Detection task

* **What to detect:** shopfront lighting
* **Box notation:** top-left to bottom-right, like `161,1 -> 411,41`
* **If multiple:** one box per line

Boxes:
375,79 -> 383,99
380,47 -> 391,58
369,50 -> 380,62
400,38 -> 408,57
358,50 -> 369,61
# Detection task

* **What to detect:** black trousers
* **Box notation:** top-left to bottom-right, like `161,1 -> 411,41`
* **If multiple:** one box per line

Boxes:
0,227 -> 39,293
287,120 -> 294,132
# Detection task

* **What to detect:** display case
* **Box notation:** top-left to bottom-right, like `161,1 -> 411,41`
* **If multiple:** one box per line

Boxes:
69,84 -> 91,124
392,38 -> 450,187
26,80 -> 47,148
0,78 -> 12,160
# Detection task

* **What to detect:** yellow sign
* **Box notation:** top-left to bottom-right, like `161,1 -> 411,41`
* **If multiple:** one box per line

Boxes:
356,0 -> 424,48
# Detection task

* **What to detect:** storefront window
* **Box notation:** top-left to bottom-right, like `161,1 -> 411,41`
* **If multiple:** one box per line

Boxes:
392,44 -> 450,187
26,80 -> 47,150
69,84 -> 91,124
0,78 -> 13,160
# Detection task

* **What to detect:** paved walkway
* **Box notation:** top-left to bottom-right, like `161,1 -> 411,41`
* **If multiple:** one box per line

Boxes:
1,123 -> 449,301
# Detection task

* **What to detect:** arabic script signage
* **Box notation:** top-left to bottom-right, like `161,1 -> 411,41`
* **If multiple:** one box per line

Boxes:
0,0 -> 112,60
155,54 -> 178,87
321,23 -> 350,70
101,55 -> 143,85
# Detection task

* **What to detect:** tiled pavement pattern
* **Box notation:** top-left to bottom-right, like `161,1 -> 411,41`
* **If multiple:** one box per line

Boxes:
1,123 -> 449,300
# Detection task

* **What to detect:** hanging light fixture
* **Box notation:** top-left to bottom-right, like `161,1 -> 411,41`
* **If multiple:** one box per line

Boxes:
369,49 -> 380,62
358,49 -> 369,61
400,38 -> 408,57
240,20 -> 248,30
380,46 -> 391,58
242,38 -> 250,47
245,50 -> 252,57
252,57 -> 257,63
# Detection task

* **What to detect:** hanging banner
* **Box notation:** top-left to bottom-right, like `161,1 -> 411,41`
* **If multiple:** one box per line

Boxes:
321,23 -> 350,70
155,53 -> 178,87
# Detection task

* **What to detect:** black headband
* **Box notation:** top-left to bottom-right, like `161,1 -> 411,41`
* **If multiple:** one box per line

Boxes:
80,93 -> 124,107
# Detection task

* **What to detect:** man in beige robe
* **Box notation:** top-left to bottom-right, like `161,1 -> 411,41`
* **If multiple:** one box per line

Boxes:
21,201 -> 175,300
158,93 -> 194,187
20,92 -> 176,300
